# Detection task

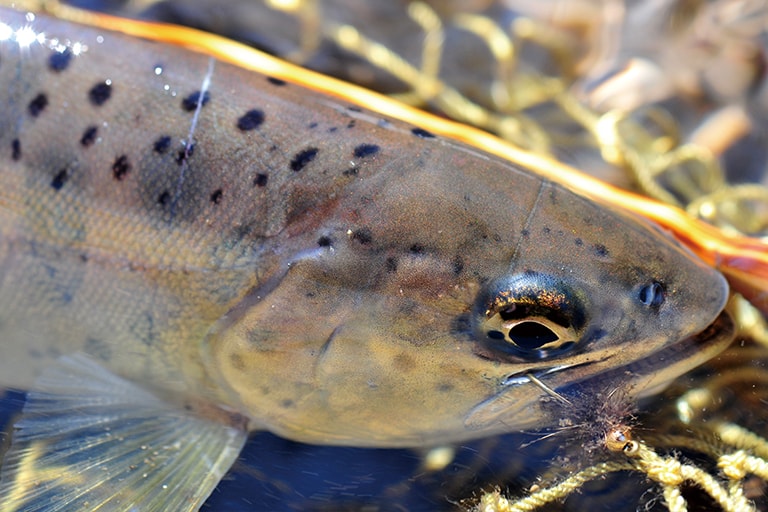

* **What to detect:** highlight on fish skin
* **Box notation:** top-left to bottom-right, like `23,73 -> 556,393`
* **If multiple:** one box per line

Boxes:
0,3 -> 744,512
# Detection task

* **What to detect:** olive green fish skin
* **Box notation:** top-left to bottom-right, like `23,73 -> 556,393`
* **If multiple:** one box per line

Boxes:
0,8 -> 729,447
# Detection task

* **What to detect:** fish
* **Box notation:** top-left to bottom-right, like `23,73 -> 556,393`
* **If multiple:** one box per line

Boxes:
0,6 -> 734,511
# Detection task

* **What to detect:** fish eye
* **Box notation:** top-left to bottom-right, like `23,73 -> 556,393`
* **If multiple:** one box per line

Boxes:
473,273 -> 588,360
638,281 -> 665,308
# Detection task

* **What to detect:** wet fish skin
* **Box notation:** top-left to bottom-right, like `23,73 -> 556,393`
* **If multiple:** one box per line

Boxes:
0,7 -> 732,507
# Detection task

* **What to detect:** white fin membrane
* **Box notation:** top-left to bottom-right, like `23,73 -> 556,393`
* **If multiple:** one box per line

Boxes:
0,354 -> 247,512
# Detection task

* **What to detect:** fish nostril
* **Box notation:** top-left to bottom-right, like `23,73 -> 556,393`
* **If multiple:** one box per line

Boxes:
639,281 -> 665,308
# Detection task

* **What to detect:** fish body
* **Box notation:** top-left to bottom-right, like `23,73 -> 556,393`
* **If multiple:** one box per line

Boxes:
0,7 -> 733,511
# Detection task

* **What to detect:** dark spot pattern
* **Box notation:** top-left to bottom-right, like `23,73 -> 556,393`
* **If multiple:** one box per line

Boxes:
351,228 -> 373,245
176,143 -> 195,165
158,190 -> 171,206
346,120 -> 356,129
153,135 -> 171,154
181,90 -> 210,112
308,122 -> 318,129
28,93 -> 48,117
411,127 -> 435,138
267,77 -> 286,86
575,238 -> 583,247
11,139 -> 20,161
521,228 -> 530,237
342,167 -> 358,176
386,257 -> 398,272
353,143 -> 380,158
593,244 -> 609,258
253,173 -> 268,187
51,169 -> 68,190
452,255 -> 464,275
88,81 -> 112,106
290,147 -> 319,172
210,189 -> 223,204
48,49 -> 73,72
112,155 -> 131,181
317,236 -> 332,247
80,125 -> 98,147
237,109 -> 265,131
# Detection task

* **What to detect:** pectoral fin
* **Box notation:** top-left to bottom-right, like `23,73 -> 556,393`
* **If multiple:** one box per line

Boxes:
0,354 -> 247,512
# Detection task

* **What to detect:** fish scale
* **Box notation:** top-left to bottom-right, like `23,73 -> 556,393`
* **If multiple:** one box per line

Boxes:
0,6 -> 733,511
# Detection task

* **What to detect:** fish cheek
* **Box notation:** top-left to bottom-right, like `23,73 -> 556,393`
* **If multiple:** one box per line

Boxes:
202,256 -> 359,434
203,249 -> 499,445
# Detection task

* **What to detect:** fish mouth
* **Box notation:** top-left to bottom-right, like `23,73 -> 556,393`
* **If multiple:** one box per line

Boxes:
465,310 -> 735,431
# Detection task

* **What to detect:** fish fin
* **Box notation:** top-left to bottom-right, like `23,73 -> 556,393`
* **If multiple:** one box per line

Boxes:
0,354 -> 247,512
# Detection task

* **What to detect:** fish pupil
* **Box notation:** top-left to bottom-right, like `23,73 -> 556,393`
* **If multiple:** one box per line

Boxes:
508,322 -> 559,350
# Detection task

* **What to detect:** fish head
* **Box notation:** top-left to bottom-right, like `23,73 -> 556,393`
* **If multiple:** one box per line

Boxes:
203,151 -> 732,447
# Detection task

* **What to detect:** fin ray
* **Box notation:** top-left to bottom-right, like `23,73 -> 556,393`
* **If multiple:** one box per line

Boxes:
0,354 -> 247,512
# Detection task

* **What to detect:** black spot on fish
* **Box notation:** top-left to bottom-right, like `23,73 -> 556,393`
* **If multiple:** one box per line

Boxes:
112,155 -> 130,181
328,126 -> 338,133
281,399 -> 295,408
521,228 -> 530,237
351,228 -> 373,245
80,125 -> 98,147
386,257 -> 398,273
48,48 -> 73,72
542,226 -> 551,234
253,173 -> 268,187
290,147 -> 319,172
342,167 -> 358,176
181,90 -> 210,112
28,93 -> 48,117
51,169 -> 68,190
593,244 -> 610,258
411,127 -> 435,138
308,122 -> 318,129
353,143 -> 380,158
88,81 -> 112,106
346,120 -> 356,129
575,238 -> 583,247
210,188 -> 223,204
237,109 -> 265,131
176,142 -> 195,165
267,76 -> 286,86
409,243 -> 425,254
11,138 -> 20,161
317,236 -> 332,247
153,135 -> 171,154
158,190 -> 171,206
452,255 -> 464,275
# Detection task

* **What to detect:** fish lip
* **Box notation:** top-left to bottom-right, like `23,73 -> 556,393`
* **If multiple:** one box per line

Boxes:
464,310 -> 735,432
